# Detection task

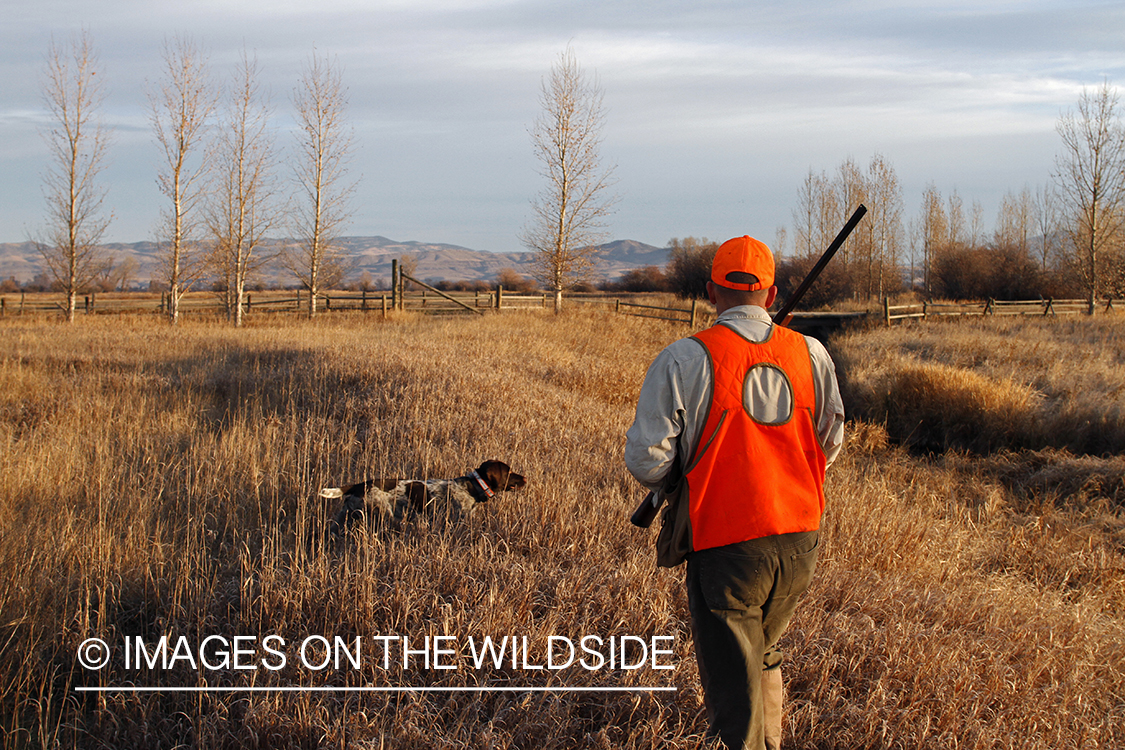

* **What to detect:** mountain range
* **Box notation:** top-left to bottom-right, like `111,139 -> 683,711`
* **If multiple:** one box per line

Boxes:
0,237 -> 670,287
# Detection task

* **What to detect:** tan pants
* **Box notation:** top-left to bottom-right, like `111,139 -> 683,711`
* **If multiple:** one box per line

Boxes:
686,530 -> 819,750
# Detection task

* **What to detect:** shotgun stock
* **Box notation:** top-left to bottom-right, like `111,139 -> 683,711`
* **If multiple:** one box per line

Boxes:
628,205 -> 867,529
630,491 -> 660,528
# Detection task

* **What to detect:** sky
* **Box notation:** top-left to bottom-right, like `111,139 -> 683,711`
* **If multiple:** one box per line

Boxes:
2,0 -> 1124,255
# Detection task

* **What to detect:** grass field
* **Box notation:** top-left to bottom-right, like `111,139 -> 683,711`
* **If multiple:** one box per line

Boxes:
0,309 -> 1122,749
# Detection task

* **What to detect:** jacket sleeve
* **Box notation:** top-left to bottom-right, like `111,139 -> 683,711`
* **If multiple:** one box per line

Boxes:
806,336 -> 846,468
624,340 -> 711,490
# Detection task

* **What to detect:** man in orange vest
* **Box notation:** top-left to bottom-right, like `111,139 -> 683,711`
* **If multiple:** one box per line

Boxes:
625,235 -> 844,750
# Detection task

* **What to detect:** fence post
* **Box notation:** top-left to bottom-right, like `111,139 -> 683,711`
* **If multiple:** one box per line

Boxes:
20,291 -> 25,315
691,299 -> 698,327
382,294 -> 387,318
391,260 -> 398,311
1044,298 -> 1054,316
1,298 -> 5,318
85,295 -> 90,314
363,289 -> 368,313
497,285 -> 504,310
985,298 -> 994,315
543,294 -> 548,309
922,301 -> 928,320
883,297 -> 890,326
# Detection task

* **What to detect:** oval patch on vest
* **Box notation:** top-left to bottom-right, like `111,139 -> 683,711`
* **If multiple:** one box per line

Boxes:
742,363 -> 794,425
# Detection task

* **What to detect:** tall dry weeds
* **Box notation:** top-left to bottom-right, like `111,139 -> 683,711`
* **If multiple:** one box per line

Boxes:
0,311 -> 1122,749
836,315 -> 1125,456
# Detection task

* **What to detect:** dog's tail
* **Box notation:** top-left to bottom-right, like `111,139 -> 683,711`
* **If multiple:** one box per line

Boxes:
319,487 -> 344,499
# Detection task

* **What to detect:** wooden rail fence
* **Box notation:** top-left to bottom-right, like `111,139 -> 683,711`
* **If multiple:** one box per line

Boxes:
0,288 -> 704,322
579,297 -> 702,326
884,297 -> 1121,325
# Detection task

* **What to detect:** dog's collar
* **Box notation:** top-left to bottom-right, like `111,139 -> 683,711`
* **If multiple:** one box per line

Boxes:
468,470 -> 495,502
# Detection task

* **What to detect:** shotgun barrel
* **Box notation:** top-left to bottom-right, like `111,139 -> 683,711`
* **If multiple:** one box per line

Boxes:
772,204 -> 867,325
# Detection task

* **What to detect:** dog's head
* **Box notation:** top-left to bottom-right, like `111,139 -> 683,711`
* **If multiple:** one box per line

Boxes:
474,460 -> 527,493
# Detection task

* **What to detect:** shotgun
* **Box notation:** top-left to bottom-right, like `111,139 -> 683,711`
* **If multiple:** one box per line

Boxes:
629,204 -> 868,529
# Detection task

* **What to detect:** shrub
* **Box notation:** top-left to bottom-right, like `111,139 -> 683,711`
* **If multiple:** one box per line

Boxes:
775,253 -> 854,309
496,268 -> 538,294
665,237 -> 717,299
603,266 -> 668,293
932,243 -> 1048,301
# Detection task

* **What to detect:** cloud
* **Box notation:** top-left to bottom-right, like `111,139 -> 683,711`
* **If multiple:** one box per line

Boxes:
2,0 -> 1124,250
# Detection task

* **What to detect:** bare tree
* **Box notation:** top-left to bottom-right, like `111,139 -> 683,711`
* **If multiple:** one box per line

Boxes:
521,47 -> 617,312
773,226 -> 788,259
37,32 -> 112,323
794,155 -> 899,300
919,184 -> 948,298
1032,183 -> 1059,271
148,35 -> 215,325
947,189 -> 965,247
865,153 -> 904,300
969,199 -> 985,248
399,254 -> 419,290
792,168 -> 833,257
995,186 -> 1034,257
113,256 -> 139,292
285,50 -> 357,317
206,50 -> 279,327
835,157 -> 867,271
1054,82 -> 1125,312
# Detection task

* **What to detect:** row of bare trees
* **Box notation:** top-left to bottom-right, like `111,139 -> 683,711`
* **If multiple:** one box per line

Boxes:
781,86 -> 1125,307
792,154 -> 905,302
37,32 -> 356,325
522,65 -> 1125,310
35,35 -> 1125,319
914,80 -> 1125,308
912,183 -> 1062,301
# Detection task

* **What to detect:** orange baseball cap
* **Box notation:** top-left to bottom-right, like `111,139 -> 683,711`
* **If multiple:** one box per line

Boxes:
711,235 -> 774,291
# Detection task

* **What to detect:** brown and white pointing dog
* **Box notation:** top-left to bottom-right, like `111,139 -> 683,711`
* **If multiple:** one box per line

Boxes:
320,460 -> 527,535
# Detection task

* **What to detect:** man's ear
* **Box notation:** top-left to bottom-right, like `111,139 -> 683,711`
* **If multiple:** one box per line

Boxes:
765,285 -> 778,309
706,280 -> 718,306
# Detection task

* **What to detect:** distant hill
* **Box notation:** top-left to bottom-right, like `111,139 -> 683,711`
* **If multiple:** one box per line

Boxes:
0,237 -> 669,287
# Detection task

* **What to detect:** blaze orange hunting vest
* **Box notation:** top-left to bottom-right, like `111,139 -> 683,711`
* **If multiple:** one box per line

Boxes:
684,322 -> 826,551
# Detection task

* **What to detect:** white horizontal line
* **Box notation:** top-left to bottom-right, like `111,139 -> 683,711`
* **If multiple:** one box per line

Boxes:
75,686 -> 677,693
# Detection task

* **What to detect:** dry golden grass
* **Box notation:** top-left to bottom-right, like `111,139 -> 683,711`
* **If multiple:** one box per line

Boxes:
837,315 -> 1125,455
1,310 -> 1122,749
